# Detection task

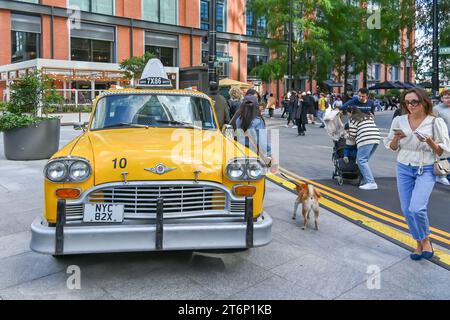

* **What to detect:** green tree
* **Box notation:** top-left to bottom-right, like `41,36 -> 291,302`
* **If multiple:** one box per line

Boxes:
415,0 -> 450,83
119,52 -> 156,81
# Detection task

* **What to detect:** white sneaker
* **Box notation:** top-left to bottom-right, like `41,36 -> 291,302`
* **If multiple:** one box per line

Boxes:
292,125 -> 298,129
359,183 -> 378,190
436,176 -> 450,186
284,124 -> 289,128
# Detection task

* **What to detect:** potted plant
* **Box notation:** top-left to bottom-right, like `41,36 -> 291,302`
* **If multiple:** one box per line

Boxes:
0,71 -> 63,160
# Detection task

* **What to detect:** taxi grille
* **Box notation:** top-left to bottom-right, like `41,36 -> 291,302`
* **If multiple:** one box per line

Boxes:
65,184 -> 245,222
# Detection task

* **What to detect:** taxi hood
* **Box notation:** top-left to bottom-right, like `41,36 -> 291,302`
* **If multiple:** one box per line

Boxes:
79,128 -> 244,185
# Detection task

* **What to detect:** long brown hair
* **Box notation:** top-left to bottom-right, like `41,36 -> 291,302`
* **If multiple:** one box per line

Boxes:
400,88 -> 433,115
348,106 -> 371,122
239,100 -> 263,131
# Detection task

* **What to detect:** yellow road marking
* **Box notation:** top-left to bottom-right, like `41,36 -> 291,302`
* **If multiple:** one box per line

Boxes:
279,167 -> 450,240
267,173 -> 450,268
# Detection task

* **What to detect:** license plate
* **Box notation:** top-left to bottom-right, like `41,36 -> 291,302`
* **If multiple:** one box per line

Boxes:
83,204 -> 124,223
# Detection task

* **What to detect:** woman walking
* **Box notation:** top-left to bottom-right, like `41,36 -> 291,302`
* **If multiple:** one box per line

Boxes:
347,106 -> 381,190
266,93 -> 276,118
235,95 -> 272,158
292,92 -> 308,136
384,88 -> 450,260
433,89 -> 450,185
285,91 -> 296,128
228,86 -> 243,119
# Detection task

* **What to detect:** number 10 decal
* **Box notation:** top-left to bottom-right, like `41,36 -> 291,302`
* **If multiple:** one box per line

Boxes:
113,158 -> 127,169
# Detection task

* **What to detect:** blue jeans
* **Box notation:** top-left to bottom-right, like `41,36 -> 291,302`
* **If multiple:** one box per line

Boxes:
396,163 -> 435,241
344,145 -> 357,159
356,144 -> 378,184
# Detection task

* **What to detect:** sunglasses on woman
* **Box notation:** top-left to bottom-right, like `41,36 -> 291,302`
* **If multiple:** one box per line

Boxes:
404,100 -> 420,107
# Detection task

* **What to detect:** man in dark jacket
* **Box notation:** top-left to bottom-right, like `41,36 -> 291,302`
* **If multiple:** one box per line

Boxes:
293,94 -> 308,136
209,92 -> 230,130
304,91 -> 316,124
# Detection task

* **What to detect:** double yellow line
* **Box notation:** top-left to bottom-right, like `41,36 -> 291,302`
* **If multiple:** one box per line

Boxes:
267,167 -> 450,269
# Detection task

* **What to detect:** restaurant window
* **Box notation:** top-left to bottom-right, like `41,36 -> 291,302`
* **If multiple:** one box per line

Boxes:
71,23 -> 115,63
11,14 -> 40,63
69,0 -> 114,15
200,0 -> 226,32
143,0 -> 177,25
247,46 -> 268,79
145,32 -> 178,67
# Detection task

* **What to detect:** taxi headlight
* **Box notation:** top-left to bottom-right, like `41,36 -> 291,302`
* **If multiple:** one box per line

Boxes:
69,161 -> 91,182
45,161 -> 68,182
226,161 -> 246,180
246,161 -> 265,180
44,158 -> 91,183
226,158 -> 266,181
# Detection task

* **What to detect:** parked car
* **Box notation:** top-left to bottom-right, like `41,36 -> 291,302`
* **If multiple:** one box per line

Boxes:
30,59 -> 272,256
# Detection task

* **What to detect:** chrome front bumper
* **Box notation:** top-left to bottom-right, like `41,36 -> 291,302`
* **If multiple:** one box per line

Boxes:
30,212 -> 272,255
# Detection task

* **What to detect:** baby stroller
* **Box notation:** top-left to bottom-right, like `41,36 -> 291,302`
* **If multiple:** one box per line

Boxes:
323,108 -> 361,186
331,138 -> 361,186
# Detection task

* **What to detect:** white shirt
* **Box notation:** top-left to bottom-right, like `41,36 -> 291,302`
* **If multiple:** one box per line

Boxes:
384,115 -> 450,166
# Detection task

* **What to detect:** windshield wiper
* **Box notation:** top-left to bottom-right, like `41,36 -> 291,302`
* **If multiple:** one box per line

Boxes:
155,120 -> 203,130
102,122 -> 149,129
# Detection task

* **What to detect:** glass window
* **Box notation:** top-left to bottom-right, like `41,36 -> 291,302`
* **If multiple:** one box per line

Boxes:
91,94 -> 217,130
69,0 -> 113,15
71,38 -> 113,63
142,0 -> 159,22
92,0 -> 114,15
145,46 -> 176,67
246,10 -> 267,36
247,55 -> 267,78
200,0 -> 226,31
143,0 -> 177,24
160,0 -> 177,24
11,31 -> 40,63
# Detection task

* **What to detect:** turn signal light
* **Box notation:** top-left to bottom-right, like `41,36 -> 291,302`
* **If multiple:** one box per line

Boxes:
233,185 -> 256,197
56,188 -> 81,199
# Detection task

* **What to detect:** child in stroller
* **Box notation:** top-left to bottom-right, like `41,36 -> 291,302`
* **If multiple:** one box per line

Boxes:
323,108 -> 361,186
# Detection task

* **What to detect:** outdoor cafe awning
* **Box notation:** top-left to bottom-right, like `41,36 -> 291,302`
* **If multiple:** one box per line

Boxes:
219,78 -> 253,89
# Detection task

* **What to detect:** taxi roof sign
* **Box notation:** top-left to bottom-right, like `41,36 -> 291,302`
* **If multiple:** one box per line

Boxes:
137,58 -> 173,89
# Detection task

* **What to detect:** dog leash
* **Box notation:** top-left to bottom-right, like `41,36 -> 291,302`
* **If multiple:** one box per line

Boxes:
279,172 -> 305,187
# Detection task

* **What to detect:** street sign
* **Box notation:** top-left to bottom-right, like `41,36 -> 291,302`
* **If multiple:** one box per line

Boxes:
216,56 -> 233,63
439,47 -> 450,55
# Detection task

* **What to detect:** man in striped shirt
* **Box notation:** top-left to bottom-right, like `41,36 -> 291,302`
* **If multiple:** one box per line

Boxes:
348,107 -> 381,190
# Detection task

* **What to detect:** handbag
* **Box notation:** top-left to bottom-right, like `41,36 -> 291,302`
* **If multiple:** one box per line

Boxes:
431,118 -> 450,176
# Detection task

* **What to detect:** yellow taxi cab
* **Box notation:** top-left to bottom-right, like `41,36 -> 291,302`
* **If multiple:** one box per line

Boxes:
30,59 -> 272,256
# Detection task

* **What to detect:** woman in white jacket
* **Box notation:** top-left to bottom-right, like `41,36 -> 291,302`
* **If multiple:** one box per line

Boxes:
384,88 -> 450,261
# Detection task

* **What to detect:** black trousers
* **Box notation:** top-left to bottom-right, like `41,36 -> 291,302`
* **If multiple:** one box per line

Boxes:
287,114 -> 294,125
269,108 -> 274,117
295,119 -> 306,134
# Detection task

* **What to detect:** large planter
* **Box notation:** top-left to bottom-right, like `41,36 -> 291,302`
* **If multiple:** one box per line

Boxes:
3,118 -> 60,160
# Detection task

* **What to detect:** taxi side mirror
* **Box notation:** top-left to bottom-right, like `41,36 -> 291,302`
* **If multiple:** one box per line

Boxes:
73,122 -> 87,131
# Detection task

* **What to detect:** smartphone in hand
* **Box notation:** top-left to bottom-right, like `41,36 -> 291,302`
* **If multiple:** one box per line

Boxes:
393,128 -> 405,135
414,131 -> 427,141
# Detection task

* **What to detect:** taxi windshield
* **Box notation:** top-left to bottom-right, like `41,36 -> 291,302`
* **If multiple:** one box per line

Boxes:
90,94 -> 217,130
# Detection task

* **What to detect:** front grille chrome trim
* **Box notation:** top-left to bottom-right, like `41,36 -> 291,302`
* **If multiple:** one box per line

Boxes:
66,181 -> 246,222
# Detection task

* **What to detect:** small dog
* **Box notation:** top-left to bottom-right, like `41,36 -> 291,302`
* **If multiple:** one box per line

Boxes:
292,182 -> 321,230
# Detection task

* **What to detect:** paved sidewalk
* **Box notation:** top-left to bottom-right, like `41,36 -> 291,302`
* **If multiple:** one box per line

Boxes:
0,128 -> 448,300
